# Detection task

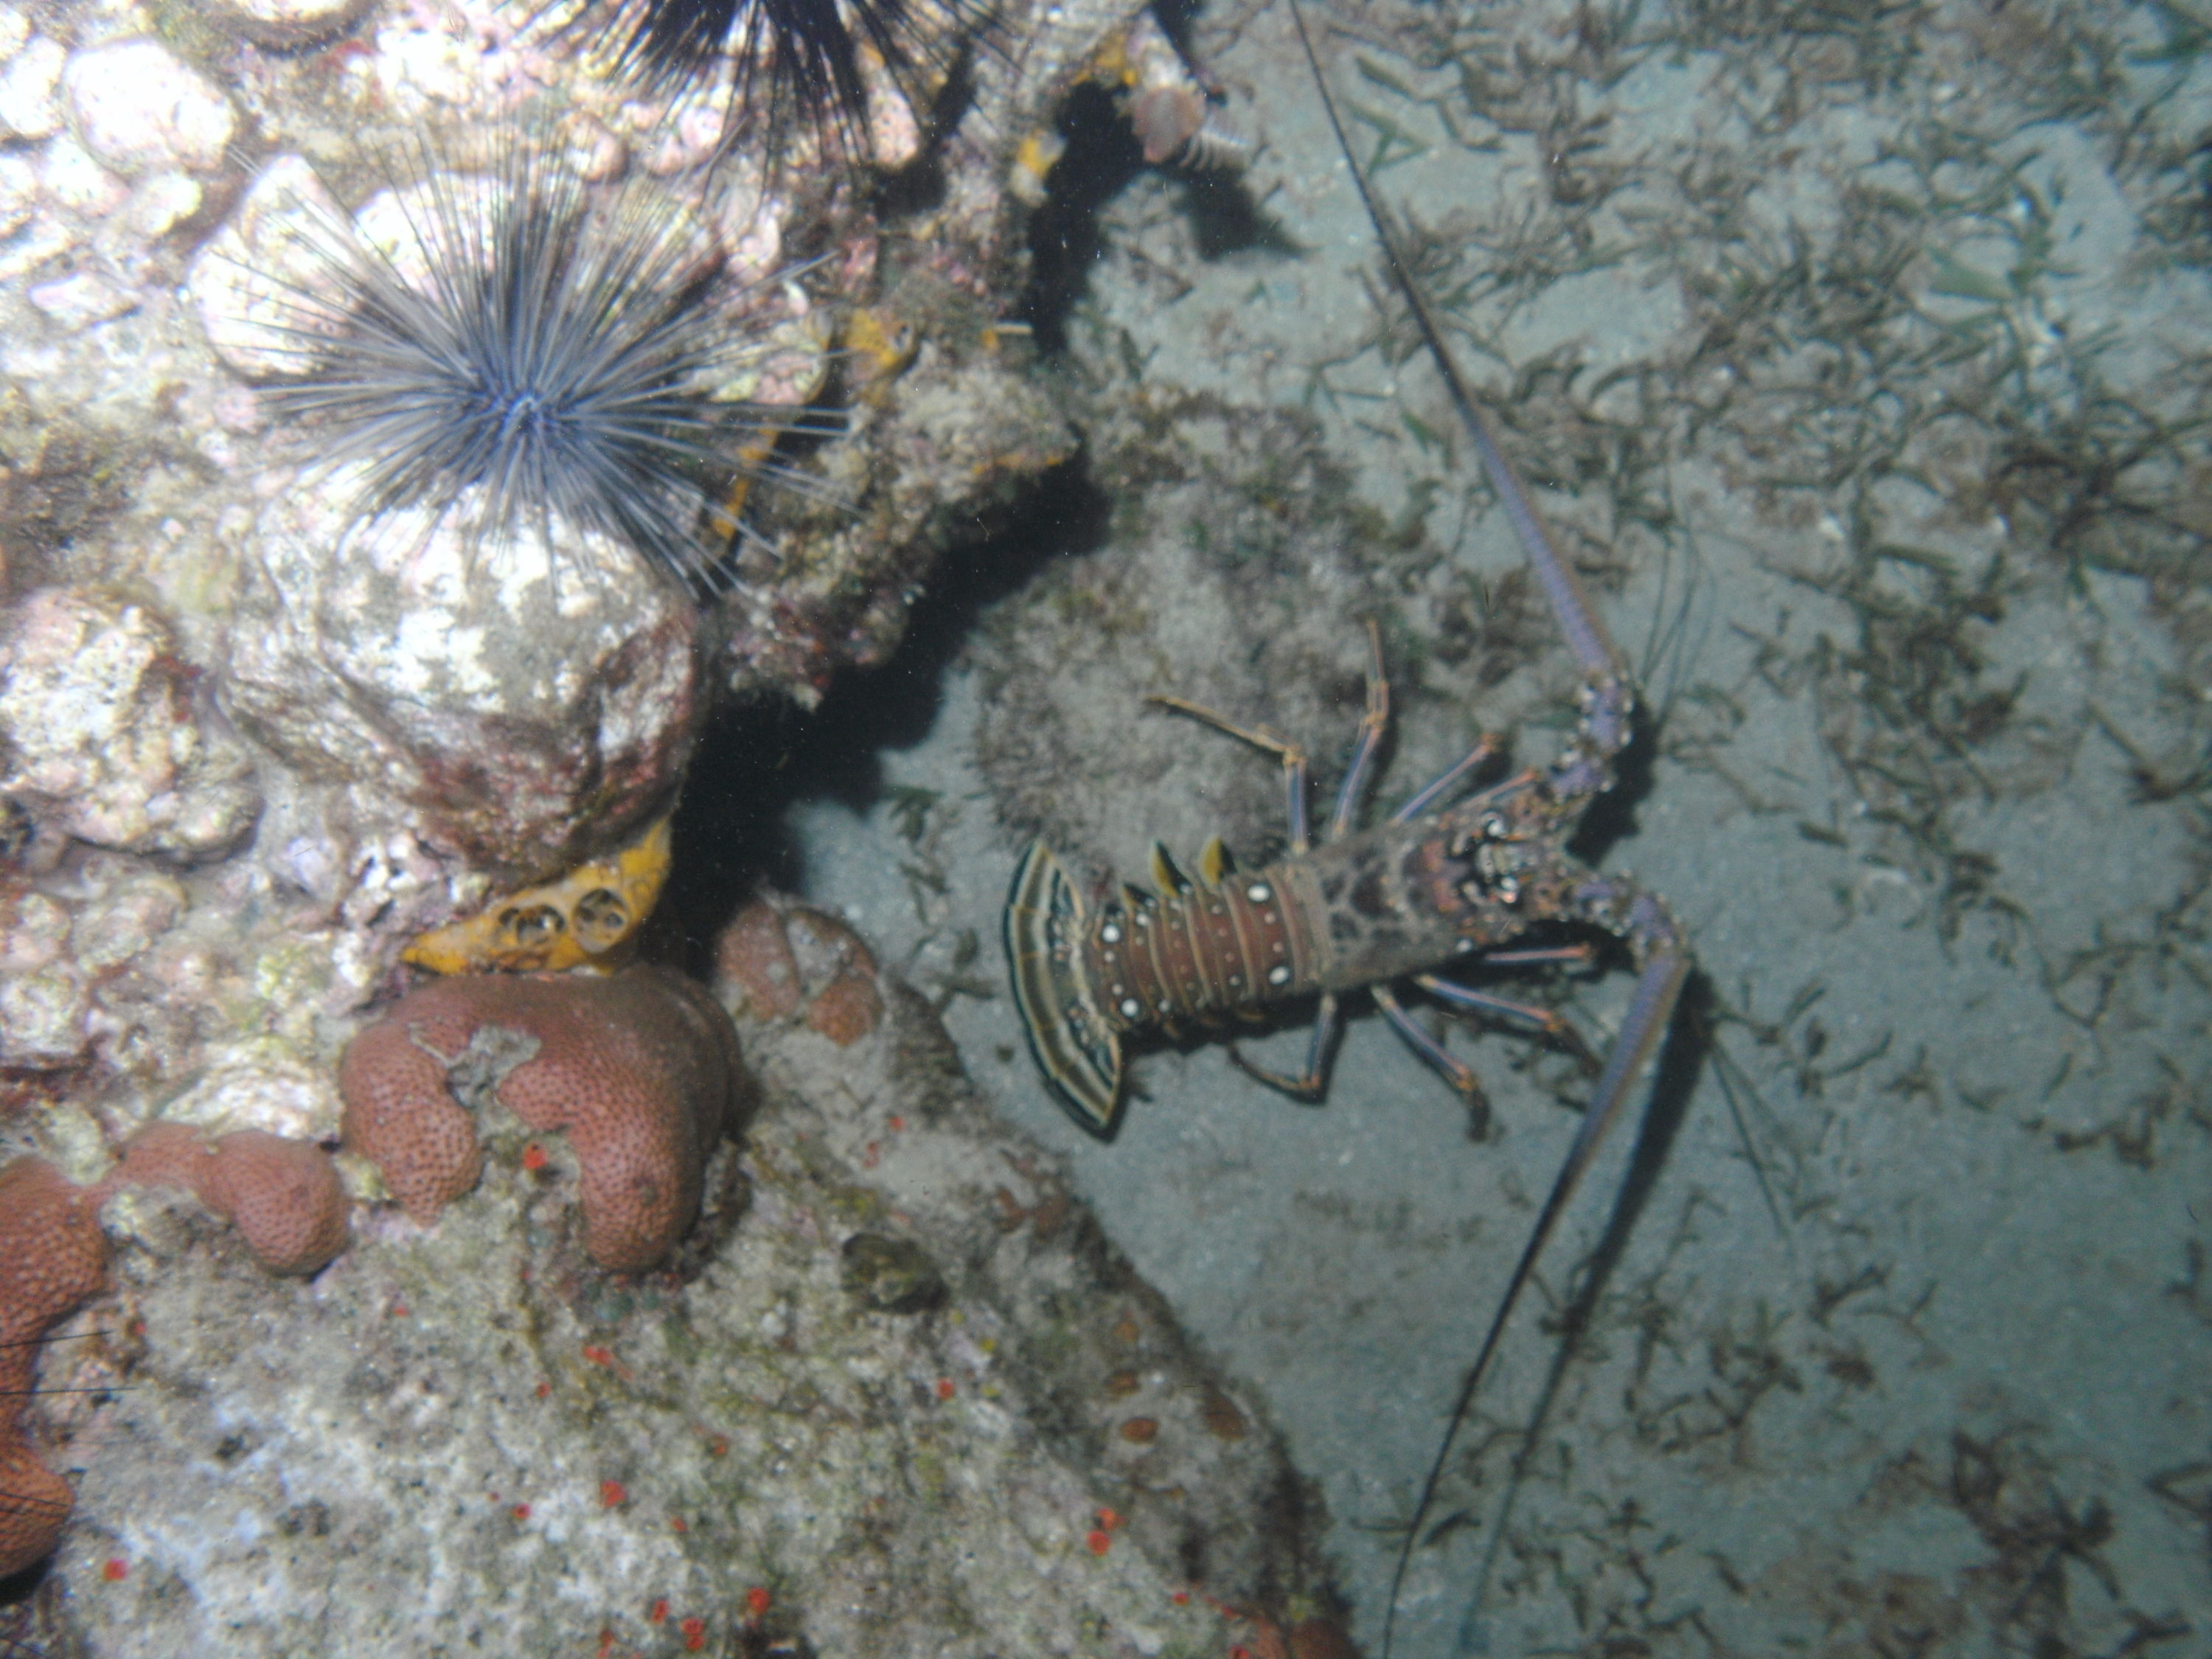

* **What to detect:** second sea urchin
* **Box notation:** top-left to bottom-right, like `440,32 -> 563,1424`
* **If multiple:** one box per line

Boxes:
598,0 -> 994,164
260,133 -> 825,596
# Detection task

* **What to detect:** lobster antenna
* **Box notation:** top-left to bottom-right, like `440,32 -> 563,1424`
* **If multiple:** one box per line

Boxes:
1281,1 -> 1652,1650
1285,0 -> 1616,678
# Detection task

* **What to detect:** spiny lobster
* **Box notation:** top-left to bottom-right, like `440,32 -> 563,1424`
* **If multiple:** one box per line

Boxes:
1002,4 -> 1695,1653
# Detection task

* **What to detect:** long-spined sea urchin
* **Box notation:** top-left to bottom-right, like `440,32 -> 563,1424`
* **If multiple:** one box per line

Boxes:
597,0 -> 993,164
256,134 -> 830,597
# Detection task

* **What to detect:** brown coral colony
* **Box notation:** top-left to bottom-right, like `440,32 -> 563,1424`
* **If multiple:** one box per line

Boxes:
106,1123 -> 351,1278
338,967 -> 749,1273
0,1158 -> 108,1580
0,1130 -> 353,1580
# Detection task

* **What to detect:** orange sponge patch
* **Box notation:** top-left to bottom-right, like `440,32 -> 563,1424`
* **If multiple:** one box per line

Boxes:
338,968 -> 747,1273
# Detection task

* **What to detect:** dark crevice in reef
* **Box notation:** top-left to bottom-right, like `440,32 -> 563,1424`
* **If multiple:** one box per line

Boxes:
658,454 -> 1111,980
1015,81 -> 1293,352
1018,83 -> 1146,353
870,52 -> 983,223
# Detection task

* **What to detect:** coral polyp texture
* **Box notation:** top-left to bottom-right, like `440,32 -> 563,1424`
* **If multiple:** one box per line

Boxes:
0,1158 -> 108,1579
716,891 -> 885,1043
104,1124 -> 351,1277
338,967 -> 748,1272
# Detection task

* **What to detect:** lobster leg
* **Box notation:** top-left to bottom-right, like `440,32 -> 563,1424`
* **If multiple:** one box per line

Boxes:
1325,622 -> 1392,838
1227,992 -> 1346,1102
1374,986 -> 1488,1108
1148,697 -> 1315,852
1215,624 -> 1387,1102
1411,973 -> 1597,1065
1392,735 -> 1506,822
1152,619 -> 1397,855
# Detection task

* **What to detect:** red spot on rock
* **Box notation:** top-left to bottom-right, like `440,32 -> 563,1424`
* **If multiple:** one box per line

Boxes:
887,1115 -> 904,1132
934,1377 -> 955,1401
647,1599 -> 668,1624
338,968 -> 751,1273
745,1587 -> 771,1618
520,1141 -> 548,1172
1096,1506 -> 1122,1530
599,1479 -> 627,1509
706,1434 -> 729,1457
669,1515 -> 687,1534
681,1616 -> 706,1650
100,1557 -> 128,1582
535,1380 -> 552,1399
512,1503 -> 531,1520
582,1344 -> 614,1367
1085,1529 -> 1111,1556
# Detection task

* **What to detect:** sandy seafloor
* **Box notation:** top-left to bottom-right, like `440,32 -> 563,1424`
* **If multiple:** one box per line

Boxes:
779,0 -> 2212,1654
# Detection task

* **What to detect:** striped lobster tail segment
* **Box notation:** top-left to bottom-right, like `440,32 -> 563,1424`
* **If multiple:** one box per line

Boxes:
1004,842 -> 1125,1135
1084,844 -> 1315,1031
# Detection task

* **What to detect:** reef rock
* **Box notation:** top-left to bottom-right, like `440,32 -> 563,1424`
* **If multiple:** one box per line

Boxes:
24,957 -> 1347,1658
0,585 -> 261,862
220,481 -> 700,884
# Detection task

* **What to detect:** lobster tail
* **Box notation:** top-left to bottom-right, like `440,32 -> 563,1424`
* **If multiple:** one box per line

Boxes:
1004,841 -> 1125,1135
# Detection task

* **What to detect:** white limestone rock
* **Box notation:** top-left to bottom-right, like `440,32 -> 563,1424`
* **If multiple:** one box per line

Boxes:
0,587 -> 262,861
63,39 -> 236,175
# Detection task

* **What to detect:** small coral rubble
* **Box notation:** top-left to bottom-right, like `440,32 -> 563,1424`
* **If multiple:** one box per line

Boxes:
716,893 -> 884,1046
0,1157 -> 107,1579
338,967 -> 748,1272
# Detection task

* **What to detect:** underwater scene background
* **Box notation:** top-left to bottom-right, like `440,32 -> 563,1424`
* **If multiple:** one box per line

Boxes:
0,0 -> 2206,1653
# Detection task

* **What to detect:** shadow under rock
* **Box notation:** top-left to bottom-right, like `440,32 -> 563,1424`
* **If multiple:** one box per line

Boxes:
656,456 -> 1112,979
1018,83 -> 1298,352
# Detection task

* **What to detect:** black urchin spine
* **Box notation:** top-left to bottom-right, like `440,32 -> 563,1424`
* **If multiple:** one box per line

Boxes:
260,137 -> 820,596
599,0 -> 993,161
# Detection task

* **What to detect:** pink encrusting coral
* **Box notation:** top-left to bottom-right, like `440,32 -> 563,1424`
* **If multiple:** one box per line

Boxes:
337,967 -> 748,1272
0,1158 -> 109,1579
102,1124 -> 350,1276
